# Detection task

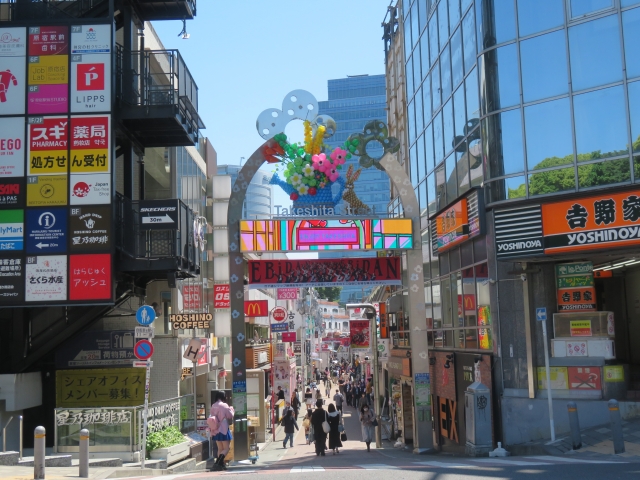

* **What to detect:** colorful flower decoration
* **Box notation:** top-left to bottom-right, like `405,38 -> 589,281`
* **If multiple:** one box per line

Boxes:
290,172 -> 302,185
312,153 -> 328,172
302,163 -> 314,177
298,184 -> 309,195
330,147 -> 347,165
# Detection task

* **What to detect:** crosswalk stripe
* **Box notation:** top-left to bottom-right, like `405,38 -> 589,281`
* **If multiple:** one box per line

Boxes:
413,461 -> 476,468
472,458 -> 552,466
290,466 -> 326,472
356,464 -> 399,469
527,455 -> 626,464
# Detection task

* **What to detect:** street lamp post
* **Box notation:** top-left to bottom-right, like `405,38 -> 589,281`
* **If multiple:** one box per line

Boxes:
347,303 -> 381,448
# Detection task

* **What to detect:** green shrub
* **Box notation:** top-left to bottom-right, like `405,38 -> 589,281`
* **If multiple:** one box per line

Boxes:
146,427 -> 185,456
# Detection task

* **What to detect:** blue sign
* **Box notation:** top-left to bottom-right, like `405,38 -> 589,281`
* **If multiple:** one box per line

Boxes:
136,305 -> 156,325
415,373 -> 430,383
536,307 -> 547,322
26,207 -> 67,254
134,339 -> 154,360
55,330 -> 135,368
233,380 -> 247,392
271,322 -> 289,332
0,210 -> 24,251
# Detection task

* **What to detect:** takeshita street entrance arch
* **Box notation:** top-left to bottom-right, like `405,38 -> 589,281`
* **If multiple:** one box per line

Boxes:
227,90 -> 433,458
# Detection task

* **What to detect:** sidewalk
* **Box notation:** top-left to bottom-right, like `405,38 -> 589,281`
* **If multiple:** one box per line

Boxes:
509,415 -> 640,459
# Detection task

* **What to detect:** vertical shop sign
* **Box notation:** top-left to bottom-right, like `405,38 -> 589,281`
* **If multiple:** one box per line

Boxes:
27,116 -> 69,175
0,254 -> 24,304
0,118 -> 25,176
28,26 -> 69,114
213,284 -> 230,308
182,284 -> 201,310
69,205 -> 110,252
556,262 -> 596,312
70,115 -> 109,173
68,253 -> 111,301
25,254 -> 67,301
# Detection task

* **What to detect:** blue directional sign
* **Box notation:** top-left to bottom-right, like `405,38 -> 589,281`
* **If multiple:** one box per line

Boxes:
26,207 -> 67,254
536,307 -> 547,322
136,305 -> 156,325
271,322 -> 289,332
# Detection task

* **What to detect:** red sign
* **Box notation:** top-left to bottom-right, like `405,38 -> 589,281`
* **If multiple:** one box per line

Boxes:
244,300 -> 268,317
277,288 -> 298,300
213,284 -> 230,308
350,320 -> 370,349
568,366 -> 602,390
281,332 -> 297,342
70,115 -> 109,150
271,306 -> 287,322
29,26 -> 69,56
69,253 -> 111,300
436,198 -> 469,252
183,284 -> 201,310
197,339 -> 208,366
76,63 -> 105,91
248,257 -> 402,288
134,339 -> 154,361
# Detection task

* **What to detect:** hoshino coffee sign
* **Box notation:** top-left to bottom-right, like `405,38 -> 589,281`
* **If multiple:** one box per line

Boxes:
170,313 -> 211,330
494,190 -> 640,259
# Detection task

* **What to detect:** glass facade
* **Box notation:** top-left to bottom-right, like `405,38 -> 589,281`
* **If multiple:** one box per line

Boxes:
217,165 -> 273,219
401,0 -> 640,351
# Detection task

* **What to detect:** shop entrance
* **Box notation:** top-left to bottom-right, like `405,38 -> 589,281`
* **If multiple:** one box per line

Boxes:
595,262 -> 640,395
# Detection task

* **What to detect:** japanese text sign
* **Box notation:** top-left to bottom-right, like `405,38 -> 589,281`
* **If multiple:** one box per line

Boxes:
543,190 -> 640,254
69,253 -> 111,301
213,284 -> 230,308
570,320 -> 593,337
556,262 -> 596,312
28,116 -> 68,175
25,254 -> 66,301
56,368 -> 145,407
0,255 -> 24,304
182,284 -> 201,310
435,198 -> 469,252
70,115 -> 109,172
69,206 -> 111,252
29,26 -> 69,56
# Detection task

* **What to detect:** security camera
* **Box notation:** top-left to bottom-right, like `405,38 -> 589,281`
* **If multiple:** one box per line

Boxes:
521,274 -> 526,282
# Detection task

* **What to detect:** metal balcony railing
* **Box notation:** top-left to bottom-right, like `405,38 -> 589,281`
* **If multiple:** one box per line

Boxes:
116,46 -> 204,146
115,193 -> 200,276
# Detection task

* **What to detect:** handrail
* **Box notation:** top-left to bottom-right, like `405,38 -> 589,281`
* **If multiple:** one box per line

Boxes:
2,416 -> 12,452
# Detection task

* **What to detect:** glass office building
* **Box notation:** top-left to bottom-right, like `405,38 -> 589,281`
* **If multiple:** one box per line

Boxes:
399,0 -> 640,453
318,75 -> 390,303
217,164 -> 274,219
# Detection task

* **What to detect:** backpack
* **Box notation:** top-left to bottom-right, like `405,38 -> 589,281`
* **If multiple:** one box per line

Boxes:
207,414 -> 219,432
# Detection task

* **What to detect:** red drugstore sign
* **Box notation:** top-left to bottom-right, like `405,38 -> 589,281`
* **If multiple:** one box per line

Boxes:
213,284 -> 229,308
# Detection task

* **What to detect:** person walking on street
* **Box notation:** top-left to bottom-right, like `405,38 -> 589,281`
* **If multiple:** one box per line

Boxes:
332,389 -> 344,414
357,392 -> 371,410
277,386 -> 286,401
282,400 -> 293,419
209,391 -> 235,470
302,409 -> 312,444
310,399 -> 328,456
315,387 -> 323,404
360,404 -> 375,452
325,380 -> 331,398
281,409 -> 298,448
345,382 -> 353,407
292,390 -> 301,418
305,387 -> 314,410
327,403 -> 343,454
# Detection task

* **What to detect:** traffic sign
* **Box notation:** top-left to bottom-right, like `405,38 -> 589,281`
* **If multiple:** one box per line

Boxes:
136,305 -> 156,326
133,360 -> 153,368
135,326 -> 155,338
271,322 -> 288,332
271,306 -> 287,322
134,339 -> 154,360
536,307 -> 547,322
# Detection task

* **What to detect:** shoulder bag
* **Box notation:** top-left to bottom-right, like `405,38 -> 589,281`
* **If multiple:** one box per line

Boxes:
322,411 -> 331,434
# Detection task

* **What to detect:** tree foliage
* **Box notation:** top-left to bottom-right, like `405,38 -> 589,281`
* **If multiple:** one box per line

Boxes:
315,286 -> 342,303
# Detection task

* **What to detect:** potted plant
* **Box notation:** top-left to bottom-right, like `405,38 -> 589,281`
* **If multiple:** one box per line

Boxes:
146,427 -> 190,465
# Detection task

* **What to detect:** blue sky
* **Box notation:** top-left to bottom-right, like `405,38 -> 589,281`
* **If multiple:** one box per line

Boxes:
152,0 -> 392,207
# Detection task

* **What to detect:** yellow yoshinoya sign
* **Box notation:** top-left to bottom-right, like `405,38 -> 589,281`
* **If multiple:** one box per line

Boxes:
56,368 -> 146,407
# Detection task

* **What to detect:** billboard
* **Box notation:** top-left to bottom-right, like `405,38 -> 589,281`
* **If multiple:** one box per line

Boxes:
350,320 -> 370,350
240,218 -> 413,252
247,257 -> 402,289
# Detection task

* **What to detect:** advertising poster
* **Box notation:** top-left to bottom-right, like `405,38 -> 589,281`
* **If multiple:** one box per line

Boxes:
0,27 -> 27,56
26,174 -> 67,206
213,284 -> 230,308
70,173 -> 110,204
0,56 -> 26,115
25,254 -> 67,301
70,114 -> 109,172
0,209 -> 23,250
25,207 -> 67,254
71,55 -> 111,112
56,368 -> 146,408
0,255 -> 24,304
69,205 -> 110,252
0,179 -> 25,207
247,257 -> 402,288
0,118 -> 25,177
556,262 -> 596,312
350,320 -> 370,349
27,116 -> 69,175
55,329 -> 135,368
69,253 -> 111,301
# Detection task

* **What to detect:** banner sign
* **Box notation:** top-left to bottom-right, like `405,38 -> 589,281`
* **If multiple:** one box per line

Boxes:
213,284 -> 230,308
28,26 -> 69,114
247,257 -> 402,289
26,207 -> 66,254
556,262 -> 596,312
240,218 -> 412,252
56,368 -> 145,407
350,320 -> 370,350
244,300 -> 268,317
25,254 -> 67,301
